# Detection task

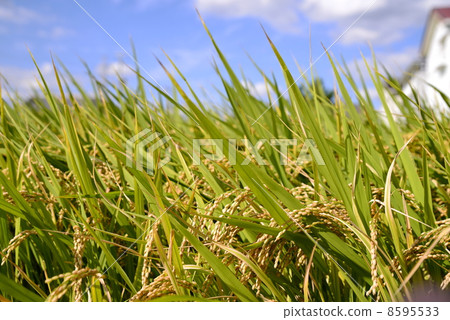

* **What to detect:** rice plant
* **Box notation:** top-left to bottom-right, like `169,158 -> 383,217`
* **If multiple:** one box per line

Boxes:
0,23 -> 449,302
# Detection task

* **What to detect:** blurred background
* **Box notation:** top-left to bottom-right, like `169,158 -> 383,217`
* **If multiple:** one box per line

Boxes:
0,0 -> 448,103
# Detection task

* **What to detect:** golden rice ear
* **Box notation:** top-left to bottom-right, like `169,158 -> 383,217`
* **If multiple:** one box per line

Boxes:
1,230 -> 38,266
441,272 -> 450,290
73,225 -> 88,301
130,271 -> 198,302
46,268 -> 104,302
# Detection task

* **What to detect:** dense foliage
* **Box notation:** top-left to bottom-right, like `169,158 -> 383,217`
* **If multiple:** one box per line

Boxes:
0,24 -> 449,302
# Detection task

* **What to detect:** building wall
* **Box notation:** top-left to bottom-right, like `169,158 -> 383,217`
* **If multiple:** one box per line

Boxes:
408,17 -> 450,115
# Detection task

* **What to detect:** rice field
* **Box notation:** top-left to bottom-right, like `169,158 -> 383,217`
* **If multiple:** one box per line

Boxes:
0,23 -> 449,302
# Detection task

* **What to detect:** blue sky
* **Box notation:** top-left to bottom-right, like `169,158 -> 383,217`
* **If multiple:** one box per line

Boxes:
0,0 -> 448,99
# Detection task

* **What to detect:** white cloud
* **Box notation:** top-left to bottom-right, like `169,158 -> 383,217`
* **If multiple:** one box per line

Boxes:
0,2 -> 43,24
196,0 -> 302,33
377,48 -> 419,75
299,0 -> 386,21
302,0 -> 450,45
37,27 -> 76,40
241,80 -> 277,100
350,47 -> 419,82
241,80 -> 267,97
195,0 -> 450,45
96,61 -> 134,78
0,63 -> 91,98
365,86 -> 380,101
0,63 -> 55,97
340,27 -> 403,46
110,0 -> 166,10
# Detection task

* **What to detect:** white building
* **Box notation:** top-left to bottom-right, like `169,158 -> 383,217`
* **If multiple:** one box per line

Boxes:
401,8 -> 450,116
